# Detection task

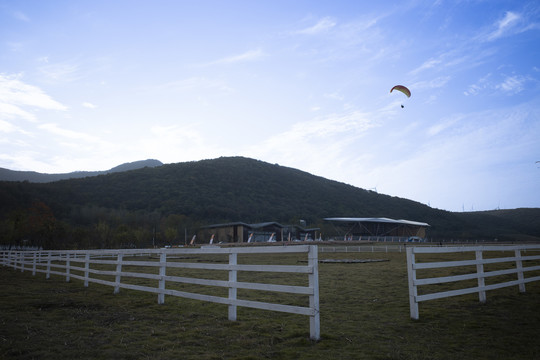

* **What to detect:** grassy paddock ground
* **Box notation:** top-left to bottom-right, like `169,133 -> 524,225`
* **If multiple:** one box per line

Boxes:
1,248 -> 539,359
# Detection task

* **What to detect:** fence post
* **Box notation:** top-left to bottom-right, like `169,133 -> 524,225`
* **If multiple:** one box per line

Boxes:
308,245 -> 320,340
32,251 -> 37,276
515,249 -> 526,293
38,251 -> 43,272
158,251 -> 166,304
475,250 -> 486,303
20,251 -> 25,272
66,253 -> 71,282
228,252 -> 238,321
406,247 -> 419,320
46,251 -> 51,279
84,253 -> 90,287
14,251 -> 19,269
114,253 -> 123,294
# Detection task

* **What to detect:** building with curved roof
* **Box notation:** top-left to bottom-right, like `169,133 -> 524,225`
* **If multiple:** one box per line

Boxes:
325,217 -> 430,241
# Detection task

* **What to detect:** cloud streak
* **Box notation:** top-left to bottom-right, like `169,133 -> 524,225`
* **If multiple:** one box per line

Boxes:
38,61 -> 83,83
486,11 -> 522,41
296,17 -> 336,35
0,74 -> 67,122
82,102 -> 97,109
202,48 -> 265,66
38,123 -> 102,142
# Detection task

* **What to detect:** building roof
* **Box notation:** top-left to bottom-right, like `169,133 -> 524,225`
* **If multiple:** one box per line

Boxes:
202,221 -> 249,229
324,217 -> 430,227
202,221 -> 285,229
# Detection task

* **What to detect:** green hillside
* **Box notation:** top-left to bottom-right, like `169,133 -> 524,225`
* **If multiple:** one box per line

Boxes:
0,156 -> 538,249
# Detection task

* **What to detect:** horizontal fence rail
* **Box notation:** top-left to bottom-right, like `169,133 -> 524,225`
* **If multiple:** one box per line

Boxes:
320,245 -> 406,253
406,245 -> 540,319
1,245 -> 320,340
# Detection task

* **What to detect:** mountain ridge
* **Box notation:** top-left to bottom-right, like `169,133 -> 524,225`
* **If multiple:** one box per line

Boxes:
0,159 -> 163,183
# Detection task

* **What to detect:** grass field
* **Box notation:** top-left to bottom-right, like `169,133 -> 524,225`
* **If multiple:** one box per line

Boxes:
1,248 -> 539,359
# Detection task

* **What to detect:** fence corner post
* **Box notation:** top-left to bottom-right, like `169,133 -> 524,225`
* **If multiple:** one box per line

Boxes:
406,247 -> 419,320
308,245 -> 320,341
228,252 -> 237,321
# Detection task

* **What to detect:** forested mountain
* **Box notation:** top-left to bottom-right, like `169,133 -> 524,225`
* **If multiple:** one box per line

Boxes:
0,159 -> 163,183
1,156 -> 538,249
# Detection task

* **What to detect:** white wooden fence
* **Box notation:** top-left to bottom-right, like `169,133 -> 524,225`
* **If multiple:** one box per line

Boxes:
1,245 -> 320,340
406,245 -> 540,319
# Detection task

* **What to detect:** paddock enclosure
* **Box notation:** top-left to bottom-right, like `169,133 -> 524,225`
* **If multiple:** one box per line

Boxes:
2,244 -> 540,359
1,245 -> 320,340
407,244 -> 540,319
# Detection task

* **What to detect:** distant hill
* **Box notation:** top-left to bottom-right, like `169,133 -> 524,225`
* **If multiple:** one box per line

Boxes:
0,159 -> 163,182
0,156 -> 538,248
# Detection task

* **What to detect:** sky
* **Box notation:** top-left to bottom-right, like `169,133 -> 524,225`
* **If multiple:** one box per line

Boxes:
1,0 -> 539,212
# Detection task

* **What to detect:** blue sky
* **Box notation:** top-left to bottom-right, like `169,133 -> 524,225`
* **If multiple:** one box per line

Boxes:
1,0 -> 539,212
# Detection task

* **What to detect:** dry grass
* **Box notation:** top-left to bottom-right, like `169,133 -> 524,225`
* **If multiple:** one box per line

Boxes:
1,248 -> 539,359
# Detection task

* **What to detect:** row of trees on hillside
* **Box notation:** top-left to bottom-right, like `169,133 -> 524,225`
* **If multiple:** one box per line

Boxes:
0,201 -> 202,249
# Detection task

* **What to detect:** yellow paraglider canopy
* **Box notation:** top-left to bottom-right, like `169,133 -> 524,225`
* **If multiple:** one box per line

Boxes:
390,85 -> 411,98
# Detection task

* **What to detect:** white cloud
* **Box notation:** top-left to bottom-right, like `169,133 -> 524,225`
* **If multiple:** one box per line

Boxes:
204,48 -> 265,66
360,106 -> 537,211
243,110 -> 380,182
464,73 -> 492,96
464,84 -> 481,96
0,103 -> 37,121
154,77 -> 233,94
0,119 -> 32,135
138,124 -> 226,163
0,151 -> 43,171
426,115 -> 463,137
82,102 -> 97,109
0,74 -> 66,109
465,73 -> 528,96
38,61 -> 82,83
297,17 -> 337,35
495,75 -> 526,94
487,11 -> 521,41
323,92 -> 345,101
0,74 -> 67,122
38,123 -> 100,142
12,11 -> 30,22
409,59 -> 442,75
412,76 -> 451,91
